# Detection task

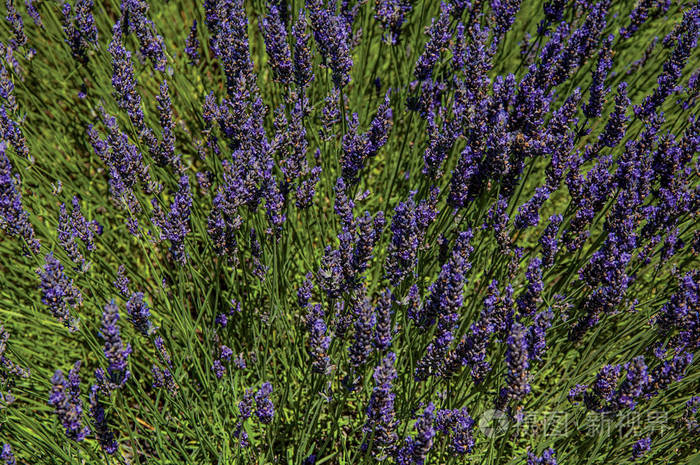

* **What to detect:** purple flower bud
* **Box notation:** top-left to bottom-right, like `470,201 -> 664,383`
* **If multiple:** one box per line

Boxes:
120,0 -> 167,72
349,291 -> 376,367
98,300 -> 131,390
397,403 -> 436,464
598,82 -> 630,148
292,11 -> 314,88
620,0 -> 654,39
385,188 -> 439,286
374,0 -> 411,44
62,0 -> 98,62
260,4 -> 293,84
631,437 -> 651,460
435,408 -> 474,454
307,0 -> 353,87
88,384 -> 118,454
0,142 -> 40,253
185,19 -> 200,65
582,34 -> 613,118
516,258 -> 543,317
539,214 -> 562,268
125,291 -> 152,336
48,361 -> 90,442
498,323 -> 531,409
254,382 -> 274,424
306,304 -> 332,374
37,253 -> 81,331
1,443 -> 15,465
635,7 -> 698,118
363,352 -> 398,458
374,290 -> 393,350
527,448 -> 558,465
5,0 -> 27,49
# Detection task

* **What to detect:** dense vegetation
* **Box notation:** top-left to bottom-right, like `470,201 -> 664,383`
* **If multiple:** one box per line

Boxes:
0,0 -> 698,463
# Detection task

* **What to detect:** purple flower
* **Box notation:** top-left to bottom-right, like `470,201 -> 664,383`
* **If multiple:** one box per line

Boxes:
448,146 -> 482,209
644,351 -> 693,398
97,300 -> 131,390
87,112 -> 156,233
48,361 -> 90,442
234,388 -> 254,447
653,271 -> 699,353
516,258 -> 543,317
631,437 -> 651,460
588,364 -> 622,409
528,309 -> 553,361
413,3 -> 451,81
374,0 -> 411,44
5,0 -> 27,49
491,0 -> 522,39
363,352 -> 398,458
307,0 -> 353,87
543,0 -> 567,24
254,382 -> 274,424
514,186 -> 551,229
582,34 -> 613,119
0,143 -> 40,253
598,82 -> 630,148
613,357 -> 650,410
37,253 -> 81,331
349,291 -> 376,367
682,397 -> 700,432
125,291 -> 152,336
422,106 -> 461,179
1,443 -> 15,465
446,280 -> 514,382
25,0 -> 42,28
151,364 -> 178,396
305,304 -> 332,374
374,290 -> 393,350
62,0 -> 98,62
340,94 -> 393,183
211,345 -> 234,379
527,448 -> 558,465
260,4 -> 293,84
296,165 -> 322,208
415,230 -> 473,330
397,403 -> 435,465
153,80 -> 177,167
120,0 -> 167,72
539,214 -> 562,268
292,11 -> 314,88
385,189 -> 439,286
185,19 -> 199,65
0,325 -> 30,405
498,323 -> 531,410
435,408 -> 474,454
151,176 -> 192,264
620,0 -> 654,39
108,23 -> 147,132
88,384 -> 118,454
635,6 -> 698,118
113,264 -> 130,297
57,197 -> 101,271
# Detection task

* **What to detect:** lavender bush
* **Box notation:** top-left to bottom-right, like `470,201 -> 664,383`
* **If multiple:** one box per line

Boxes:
0,0 -> 698,463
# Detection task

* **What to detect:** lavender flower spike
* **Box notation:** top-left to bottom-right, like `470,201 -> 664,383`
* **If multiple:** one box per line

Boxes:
48,361 -> 90,442
363,352 -> 398,458
96,300 -> 132,390
37,253 -> 81,331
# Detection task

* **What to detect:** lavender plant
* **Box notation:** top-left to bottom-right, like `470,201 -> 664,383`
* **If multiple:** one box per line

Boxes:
0,0 -> 698,464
